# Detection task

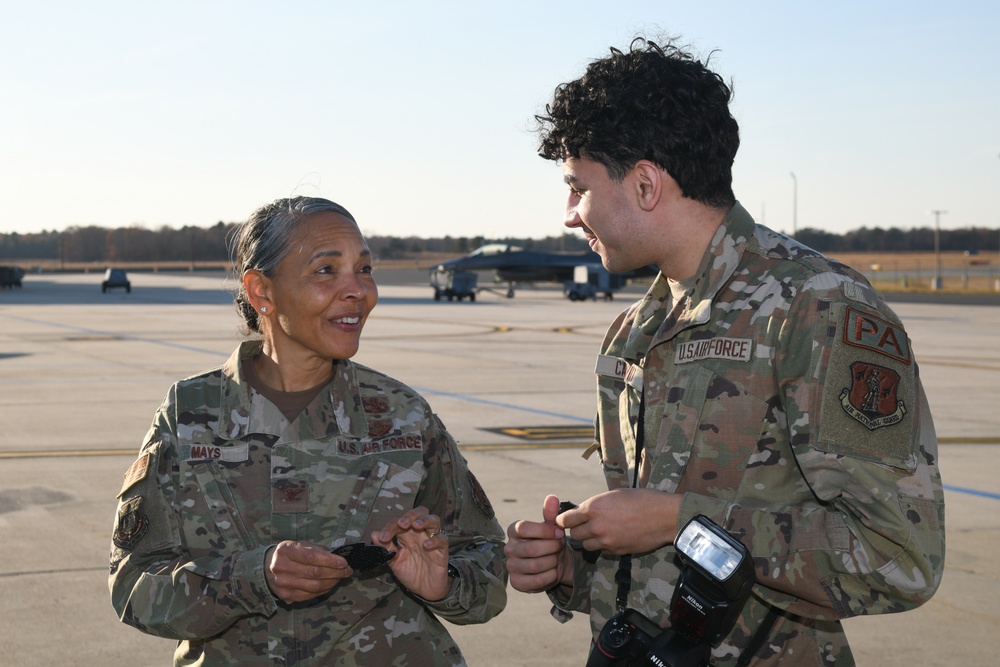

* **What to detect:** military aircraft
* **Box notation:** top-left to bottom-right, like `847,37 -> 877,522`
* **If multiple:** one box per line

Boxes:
429,243 -> 656,301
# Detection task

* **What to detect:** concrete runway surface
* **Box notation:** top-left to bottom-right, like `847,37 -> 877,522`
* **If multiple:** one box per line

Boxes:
1,270 -> 997,666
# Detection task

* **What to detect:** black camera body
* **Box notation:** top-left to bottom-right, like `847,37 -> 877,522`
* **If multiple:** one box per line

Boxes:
585,515 -> 756,667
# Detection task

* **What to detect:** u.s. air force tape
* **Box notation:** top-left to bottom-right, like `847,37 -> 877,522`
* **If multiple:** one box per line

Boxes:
674,337 -> 754,364
595,354 -> 643,390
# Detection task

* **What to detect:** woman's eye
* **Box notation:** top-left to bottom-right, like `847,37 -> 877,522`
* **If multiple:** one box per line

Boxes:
359,265 -> 374,275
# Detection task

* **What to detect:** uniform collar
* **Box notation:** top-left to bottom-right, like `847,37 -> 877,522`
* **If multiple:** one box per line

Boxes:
215,340 -> 369,440
649,201 -> 754,347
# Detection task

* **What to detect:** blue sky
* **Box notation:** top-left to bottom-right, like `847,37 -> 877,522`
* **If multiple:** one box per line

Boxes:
1,1 -> 998,240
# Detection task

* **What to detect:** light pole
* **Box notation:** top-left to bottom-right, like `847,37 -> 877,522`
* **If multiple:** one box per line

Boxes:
790,172 -> 797,236
929,209 -> 947,290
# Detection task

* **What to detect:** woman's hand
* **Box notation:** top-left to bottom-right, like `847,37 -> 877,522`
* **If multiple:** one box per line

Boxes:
264,540 -> 352,603
373,507 -> 451,601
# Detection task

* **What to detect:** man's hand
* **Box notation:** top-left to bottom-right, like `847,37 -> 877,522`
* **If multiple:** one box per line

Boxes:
373,507 -> 450,601
505,495 -> 574,593
555,488 -> 682,556
264,540 -> 352,603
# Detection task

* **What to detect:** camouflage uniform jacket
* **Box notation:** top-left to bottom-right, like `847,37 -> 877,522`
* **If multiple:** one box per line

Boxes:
109,341 -> 507,666
550,203 -> 945,666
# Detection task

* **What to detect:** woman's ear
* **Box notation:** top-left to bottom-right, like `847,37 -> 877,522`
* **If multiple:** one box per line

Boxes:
632,160 -> 663,212
242,269 -> 273,316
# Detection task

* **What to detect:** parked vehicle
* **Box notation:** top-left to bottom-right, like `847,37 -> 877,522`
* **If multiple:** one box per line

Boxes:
102,268 -> 131,293
430,268 -> 477,301
0,265 -> 24,289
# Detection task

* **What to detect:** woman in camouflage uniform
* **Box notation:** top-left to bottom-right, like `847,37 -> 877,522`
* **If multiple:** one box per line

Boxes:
109,197 -> 507,666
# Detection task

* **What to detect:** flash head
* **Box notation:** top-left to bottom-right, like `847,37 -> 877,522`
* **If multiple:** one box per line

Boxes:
677,517 -> 752,591
670,515 -> 756,646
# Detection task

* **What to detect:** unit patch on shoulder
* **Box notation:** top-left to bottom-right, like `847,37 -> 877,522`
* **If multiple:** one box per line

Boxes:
840,361 -> 907,430
113,496 -> 149,550
468,471 -> 495,519
843,306 -> 911,364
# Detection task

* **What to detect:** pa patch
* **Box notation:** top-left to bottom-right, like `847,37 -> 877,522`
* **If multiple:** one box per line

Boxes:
113,496 -> 149,550
840,361 -> 907,430
843,307 -> 911,364
467,471 -> 495,519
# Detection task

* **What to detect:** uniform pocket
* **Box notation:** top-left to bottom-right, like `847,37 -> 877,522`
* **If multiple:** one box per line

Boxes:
651,361 -> 769,499
334,459 -> 424,544
187,460 -> 255,554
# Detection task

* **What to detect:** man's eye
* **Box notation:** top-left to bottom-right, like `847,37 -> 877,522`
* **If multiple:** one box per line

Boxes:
359,265 -> 374,275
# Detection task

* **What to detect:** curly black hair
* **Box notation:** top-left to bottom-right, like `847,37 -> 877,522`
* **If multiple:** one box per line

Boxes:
537,37 -> 739,209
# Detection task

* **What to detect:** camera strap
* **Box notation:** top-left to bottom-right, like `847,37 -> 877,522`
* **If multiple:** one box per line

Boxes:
613,389 -> 646,612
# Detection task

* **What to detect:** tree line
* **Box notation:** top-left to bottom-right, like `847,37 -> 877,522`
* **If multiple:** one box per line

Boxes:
1,223 -> 997,263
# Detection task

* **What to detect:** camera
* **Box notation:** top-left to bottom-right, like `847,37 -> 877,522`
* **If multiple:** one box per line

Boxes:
585,515 -> 756,667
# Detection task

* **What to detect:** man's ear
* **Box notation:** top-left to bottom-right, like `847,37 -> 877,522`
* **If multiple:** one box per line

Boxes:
632,160 -> 663,211
243,269 -> 273,314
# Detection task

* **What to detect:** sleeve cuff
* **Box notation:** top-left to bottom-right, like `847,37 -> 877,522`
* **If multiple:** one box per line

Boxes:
231,545 -> 279,617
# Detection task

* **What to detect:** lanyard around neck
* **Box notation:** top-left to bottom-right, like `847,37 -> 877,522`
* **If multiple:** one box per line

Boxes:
615,389 -> 645,612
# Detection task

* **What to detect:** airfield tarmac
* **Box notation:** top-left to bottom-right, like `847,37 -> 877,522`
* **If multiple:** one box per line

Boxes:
1,270 -> 998,666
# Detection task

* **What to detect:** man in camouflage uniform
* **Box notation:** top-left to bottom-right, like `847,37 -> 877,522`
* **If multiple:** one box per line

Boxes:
505,39 -> 945,666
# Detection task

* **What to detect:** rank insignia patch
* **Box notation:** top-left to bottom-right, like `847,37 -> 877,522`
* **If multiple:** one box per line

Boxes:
113,496 -> 149,550
363,396 -> 390,414
840,361 -> 907,430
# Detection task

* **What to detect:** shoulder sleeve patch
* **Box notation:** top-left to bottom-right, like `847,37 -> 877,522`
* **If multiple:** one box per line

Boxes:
843,306 -> 911,364
112,496 -> 149,550
118,453 -> 151,498
467,471 -> 495,520
816,303 -> 918,470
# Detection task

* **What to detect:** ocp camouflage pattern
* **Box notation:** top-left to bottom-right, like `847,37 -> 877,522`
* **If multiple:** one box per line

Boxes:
109,341 -> 507,666
549,203 -> 945,666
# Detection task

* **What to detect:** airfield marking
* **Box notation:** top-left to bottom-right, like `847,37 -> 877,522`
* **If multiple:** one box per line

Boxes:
0,312 -> 230,358
943,485 -> 1000,501
5,444 -> 998,501
481,425 -> 594,440
0,449 -> 137,459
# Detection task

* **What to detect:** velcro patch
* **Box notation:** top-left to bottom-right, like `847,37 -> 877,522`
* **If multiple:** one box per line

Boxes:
113,496 -> 149,550
180,443 -> 249,463
594,354 -> 643,391
272,479 -> 310,513
674,338 -> 753,364
363,396 -> 390,414
843,307 -> 911,364
367,419 -> 393,438
468,470 -> 495,519
840,361 -> 907,430
818,302 -> 917,469
118,453 -> 150,498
